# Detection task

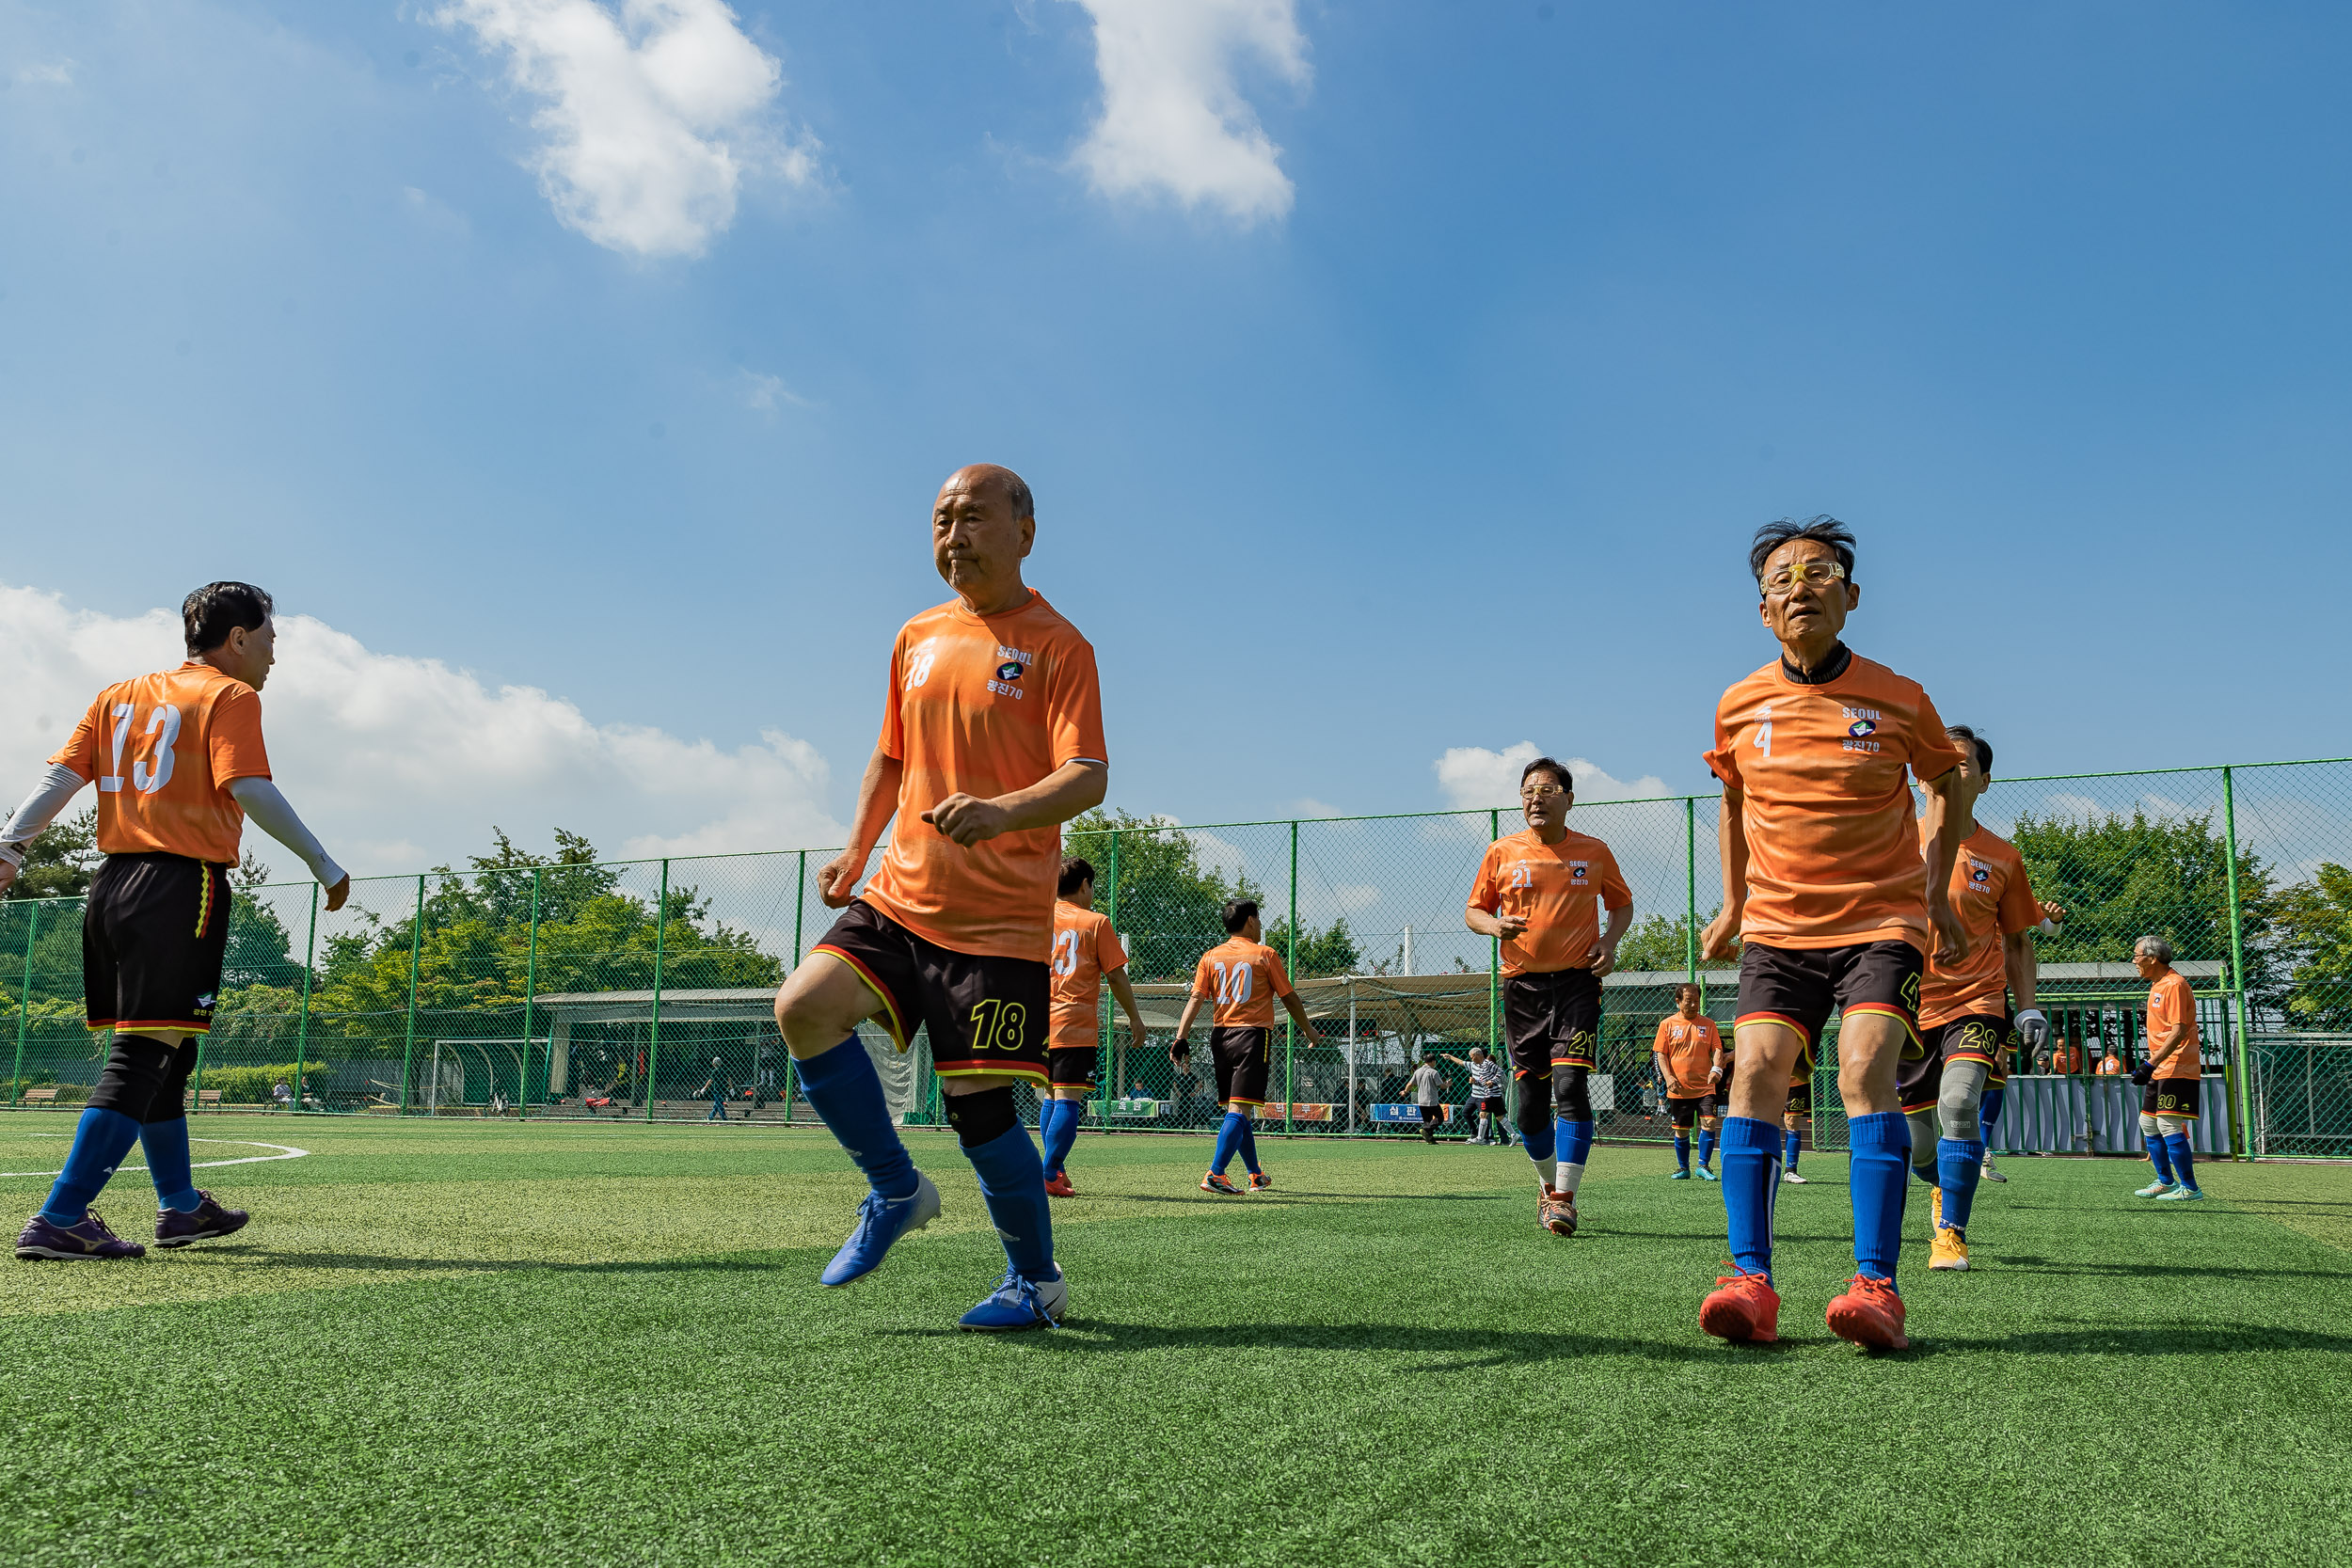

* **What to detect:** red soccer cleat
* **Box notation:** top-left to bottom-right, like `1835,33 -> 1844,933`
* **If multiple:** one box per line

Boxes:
1200,1172 -> 1242,1195
1043,1171 -> 1076,1198
1826,1274 -> 1910,1351
1248,1172 -> 1273,1192
1698,1270 -> 1781,1343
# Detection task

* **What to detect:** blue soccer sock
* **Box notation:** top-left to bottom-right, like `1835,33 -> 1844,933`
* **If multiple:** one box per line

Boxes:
1041,1100 -> 1081,1178
1521,1113 -> 1556,1166
1979,1086 -> 2005,1144
794,1038 -> 919,1202
1674,1133 -> 1692,1172
40,1107 -> 144,1225
1238,1118 -> 1263,1177
2146,1132 -> 2178,1184
1784,1127 -> 1803,1169
961,1124 -> 1057,1280
1937,1136 -> 1986,1231
1849,1112 -> 1912,1287
1212,1110 -> 1247,1175
1720,1117 -> 1783,1278
140,1118 -> 201,1212
1696,1127 -> 1718,1170
2165,1132 -> 2199,1191
1554,1117 -> 1595,1196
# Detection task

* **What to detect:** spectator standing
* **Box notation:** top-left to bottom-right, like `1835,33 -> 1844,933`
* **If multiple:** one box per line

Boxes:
700,1058 -> 731,1122
1443,1047 -> 1509,1145
1409,1056 -> 1445,1144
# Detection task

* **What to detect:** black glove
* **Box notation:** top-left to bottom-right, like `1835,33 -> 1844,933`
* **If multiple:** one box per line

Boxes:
2129,1059 -> 2153,1086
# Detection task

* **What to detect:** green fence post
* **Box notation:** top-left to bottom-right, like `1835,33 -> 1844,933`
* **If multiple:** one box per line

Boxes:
647,859 -> 668,1123
400,875 -> 423,1115
1487,809 -> 1501,1059
520,866 -> 540,1120
13,900 -> 38,1106
1286,819 -> 1297,1134
294,881 -> 318,1115
1105,828 -> 1122,1122
1684,796 -> 1699,994
792,849 -> 807,961
2221,766 -> 2255,1160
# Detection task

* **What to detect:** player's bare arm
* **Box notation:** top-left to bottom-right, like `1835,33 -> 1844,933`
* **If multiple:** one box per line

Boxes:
1466,906 -> 1531,941
1279,990 -> 1314,1037
1916,766 -> 1972,965
1105,964 -> 1150,1045
1170,993 -> 1204,1061
816,747 -> 907,907
921,758 -> 1107,847
1699,790 -> 1749,959
1587,902 -> 1633,977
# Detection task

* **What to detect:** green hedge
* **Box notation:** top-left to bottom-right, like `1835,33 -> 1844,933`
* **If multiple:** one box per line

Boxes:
199,1061 -> 328,1104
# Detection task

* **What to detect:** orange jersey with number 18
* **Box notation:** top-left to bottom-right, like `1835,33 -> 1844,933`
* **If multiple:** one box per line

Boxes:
1049,900 -> 1127,1048
1703,652 -> 1963,953
1191,938 -> 1294,1029
50,662 -> 273,865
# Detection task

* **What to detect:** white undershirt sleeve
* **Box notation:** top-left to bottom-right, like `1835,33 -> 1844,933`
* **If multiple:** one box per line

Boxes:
225,776 -> 347,890
0,764 -> 90,866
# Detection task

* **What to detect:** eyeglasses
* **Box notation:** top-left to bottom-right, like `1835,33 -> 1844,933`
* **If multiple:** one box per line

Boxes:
1519,786 -> 1566,802
1760,560 -> 1847,594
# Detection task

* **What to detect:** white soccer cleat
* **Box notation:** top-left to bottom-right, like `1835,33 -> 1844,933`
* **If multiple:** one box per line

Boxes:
1979,1153 -> 2008,1183
1781,1169 -> 1810,1185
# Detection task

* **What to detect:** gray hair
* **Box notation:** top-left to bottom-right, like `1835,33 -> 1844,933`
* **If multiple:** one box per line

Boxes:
2135,934 -> 2174,965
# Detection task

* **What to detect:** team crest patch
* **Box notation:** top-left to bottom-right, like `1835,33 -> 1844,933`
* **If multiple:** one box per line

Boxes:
1969,864 -> 1991,885
1569,862 -> 1590,883
996,660 -> 1024,681
1848,719 -> 1877,737
196,993 -> 216,1010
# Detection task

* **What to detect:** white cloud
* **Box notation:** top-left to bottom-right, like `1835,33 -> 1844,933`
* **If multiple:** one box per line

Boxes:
1434,743 -> 1673,813
1065,0 -> 1307,224
434,0 -> 815,259
17,60 -> 75,86
736,367 -> 806,413
0,583 -> 845,882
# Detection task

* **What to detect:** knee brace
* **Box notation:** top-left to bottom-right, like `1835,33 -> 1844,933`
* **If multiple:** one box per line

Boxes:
1938,1058 -> 1989,1142
945,1085 -> 1019,1147
142,1041 -> 199,1125
1515,1078 -> 1552,1142
89,1034 -> 180,1119
2156,1116 -> 2192,1139
2139,1112 -> 2164,1141
1550,1066 -> 1592,1121
1906,1110 -> 1939,1171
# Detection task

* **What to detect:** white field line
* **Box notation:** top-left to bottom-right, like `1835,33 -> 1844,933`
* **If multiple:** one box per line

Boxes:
0,1137 -> 310,1179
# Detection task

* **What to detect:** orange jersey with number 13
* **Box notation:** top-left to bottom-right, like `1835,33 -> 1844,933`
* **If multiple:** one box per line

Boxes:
1049,901 -> 1127,1047
51,662 -> 273,865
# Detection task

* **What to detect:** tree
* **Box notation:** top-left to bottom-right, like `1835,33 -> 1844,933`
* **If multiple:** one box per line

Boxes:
1063,810 -> 1262,982
1265,914 -> 1361,980
1610,911 -> 1741,974
3,807 -> 98,901
2273,863 -> 2352,1030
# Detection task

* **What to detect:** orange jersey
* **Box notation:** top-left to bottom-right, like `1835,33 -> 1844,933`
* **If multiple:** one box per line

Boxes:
1918,826 -> 2043,1030
1467,828 -> 1633,976
1191,938 -> 1294,1029
1049,900 -> 1127,1047
2146,969 -> 2201,1077
1653,1014 -> 1723,1095
1703,651 -> 1963,953
51,662 -> 272,864
859,591 -> 1107,962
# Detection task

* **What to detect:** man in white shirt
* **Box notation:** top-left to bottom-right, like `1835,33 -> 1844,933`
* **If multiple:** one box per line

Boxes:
1409,1057 -> 1445,1145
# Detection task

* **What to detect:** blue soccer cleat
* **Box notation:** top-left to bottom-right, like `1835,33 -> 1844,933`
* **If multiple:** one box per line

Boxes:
2135,1180 -> 2178,1198
17,1210 -> 145,1261
957,1267 -> 1067,1331
2153,1185 -> 2205,1202
819,1171 -> 941,1287
1668,1168 -> 1692,1180
1697,1165 -> 1719,1182
153,1191 -> 249,1249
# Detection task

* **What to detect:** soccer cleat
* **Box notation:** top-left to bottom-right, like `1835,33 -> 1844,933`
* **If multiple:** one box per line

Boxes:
17,1210 -> 145,1261
2153,1185 -> 2205,1202
1697,1165 -> 1718,1183
1931,1187 -> 1945,1232
1248,1172 -> 1274,1192
957,1268 -> 1067,1332
818,1172 -> 941,1287
1781,1169 -> 1810,1185
1042,1171 -> 1076,1198
1929,1227 -> 1970,1271
1699,1271 -> 1780,1343
1539,1185 -> 1577,1237
1668,1168 -> 1691,1180
1979,1153 -> 2008,1183
1200,1172 -> 1242,1195
1826,1274 -> 1910,1351
152,1191 -> 249,1248
2135,1180 -> 2178,1198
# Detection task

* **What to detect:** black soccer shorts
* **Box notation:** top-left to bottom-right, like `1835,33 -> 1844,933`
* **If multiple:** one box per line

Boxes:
814,900 -> 1049,1085
1047,1046 -> 1099,1089
1664,1093 -> 1715,1130
1472,1094 -> 1506,1119
83,852 -> 234,1037
1208,1025 -> 1271,1108
1737,939 -> 1924,1071
1906,1014 -> 2008,1113
2145,1077 -> 2201,1120
1503,967 -> 1602,1077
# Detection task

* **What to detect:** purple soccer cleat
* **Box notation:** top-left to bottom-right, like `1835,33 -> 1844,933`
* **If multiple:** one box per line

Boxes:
153,1191 -> 249,1248
17,1210 -> 146,1261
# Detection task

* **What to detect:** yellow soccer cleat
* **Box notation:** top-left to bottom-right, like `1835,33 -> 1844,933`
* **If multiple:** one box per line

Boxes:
1929,1225 -> 1970,1272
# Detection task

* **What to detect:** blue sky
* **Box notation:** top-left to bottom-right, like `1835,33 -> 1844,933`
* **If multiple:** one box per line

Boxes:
4,0 -> 2349,873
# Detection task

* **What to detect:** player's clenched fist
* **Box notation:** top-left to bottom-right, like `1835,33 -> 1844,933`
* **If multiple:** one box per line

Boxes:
922,792 -> 1011,846
815,849 -> 868,908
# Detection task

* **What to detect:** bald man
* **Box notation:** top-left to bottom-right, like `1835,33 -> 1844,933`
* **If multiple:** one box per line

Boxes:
774,465 -> 1109,1331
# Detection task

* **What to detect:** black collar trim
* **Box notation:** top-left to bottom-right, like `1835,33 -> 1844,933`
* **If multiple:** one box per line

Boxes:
1781,641 -> 1852,686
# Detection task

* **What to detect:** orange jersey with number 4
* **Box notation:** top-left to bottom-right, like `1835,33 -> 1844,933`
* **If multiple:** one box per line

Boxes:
1918,824 -> 2042,1030
1467,829 -> 1633,976
859,590 -> 1107,963
1653,1015 -> 1723,1095
2146,970 -> 2201,1078
1191,938 -> 1294,1029
1704,653 -> 1963,952
1049,900 -> 1127,1047
51,662 -> 273,864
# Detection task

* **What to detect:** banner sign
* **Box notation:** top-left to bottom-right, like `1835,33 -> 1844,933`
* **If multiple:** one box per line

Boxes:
1251,1102 -> 1334,1122
1370,1102 -> 1455,1122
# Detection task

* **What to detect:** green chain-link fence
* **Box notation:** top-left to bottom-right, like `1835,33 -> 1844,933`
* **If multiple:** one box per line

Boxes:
7,758 -> 2350,1157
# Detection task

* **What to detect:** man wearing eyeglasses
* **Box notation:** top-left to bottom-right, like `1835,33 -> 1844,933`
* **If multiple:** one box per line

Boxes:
1695,517 -> 1973,1352
1466,756 -> 1634,1239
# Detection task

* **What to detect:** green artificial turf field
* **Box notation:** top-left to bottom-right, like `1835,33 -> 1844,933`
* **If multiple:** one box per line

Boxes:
3,1116 -> 2347,1568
